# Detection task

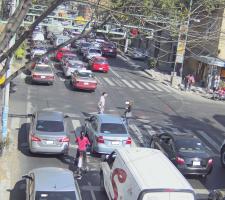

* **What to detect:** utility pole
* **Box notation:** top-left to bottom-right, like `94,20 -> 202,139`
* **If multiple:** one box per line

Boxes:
1,0 -> 17,144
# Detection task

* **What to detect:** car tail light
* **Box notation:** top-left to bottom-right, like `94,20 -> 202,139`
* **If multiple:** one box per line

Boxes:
59,137 -> 70,142
208,158 -> 213,165
32,74 -> 40,78
176,156 -> 185,165
46,76 -> 54,80
126,137 -> 132,144
96,136 -> 104,143
31,135 -> 41,142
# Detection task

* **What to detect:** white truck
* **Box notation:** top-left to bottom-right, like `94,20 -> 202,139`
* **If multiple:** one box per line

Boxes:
100,147 -> 196,200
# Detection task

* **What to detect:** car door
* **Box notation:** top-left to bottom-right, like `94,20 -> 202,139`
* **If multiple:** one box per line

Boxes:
86,116 -> 98,143
159,134 -> 174,158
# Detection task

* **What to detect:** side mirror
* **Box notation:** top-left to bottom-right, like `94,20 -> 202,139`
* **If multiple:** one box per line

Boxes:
22,175 -> 33,180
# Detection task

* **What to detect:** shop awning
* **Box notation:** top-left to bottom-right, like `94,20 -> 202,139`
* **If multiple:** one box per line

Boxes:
195,55 -> 225,67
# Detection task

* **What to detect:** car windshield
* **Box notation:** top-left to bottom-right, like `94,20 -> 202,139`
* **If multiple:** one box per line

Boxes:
89,49 -> 101,54
36,120 -> 64,132
34,67 -> 52,73
77,71 -> 94,78
100,123 -> 127,134
176,139 -> 206,153
35,191 -> 76,200
96,59 -> 108,64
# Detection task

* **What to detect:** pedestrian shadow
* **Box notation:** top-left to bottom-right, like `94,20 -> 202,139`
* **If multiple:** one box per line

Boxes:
7,179 -> 26,200
18,123 -> 30,156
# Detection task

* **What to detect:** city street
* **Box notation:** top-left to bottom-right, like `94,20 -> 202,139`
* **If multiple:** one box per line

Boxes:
5,55 -> 225,200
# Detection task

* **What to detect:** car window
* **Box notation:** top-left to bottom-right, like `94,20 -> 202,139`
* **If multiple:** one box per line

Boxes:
35,191 -> 76,200
100,123 -> 127,134
78,71 -> 94,78
36,120 -> 64,132
176,139 -> 206,153
96,59 -> 107,64
34,67 -> 52,73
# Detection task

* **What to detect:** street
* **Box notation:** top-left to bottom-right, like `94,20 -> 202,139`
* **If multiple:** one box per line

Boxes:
5,54 -> 225,200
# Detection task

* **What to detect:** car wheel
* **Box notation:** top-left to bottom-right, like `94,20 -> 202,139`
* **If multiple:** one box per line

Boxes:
221,146 -> 225,168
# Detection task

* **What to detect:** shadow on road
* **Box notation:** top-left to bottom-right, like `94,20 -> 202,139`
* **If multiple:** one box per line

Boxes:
8,179 -> 26,200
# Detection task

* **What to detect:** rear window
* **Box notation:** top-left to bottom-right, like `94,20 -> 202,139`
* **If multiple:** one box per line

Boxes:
35,191 -> 76,200
36,120 -> 64,132
96,59 -> 108,64
77,71 -> 94,78
100,123 -> 127,134
34,67 -> 52,73
176,139 -> 206,153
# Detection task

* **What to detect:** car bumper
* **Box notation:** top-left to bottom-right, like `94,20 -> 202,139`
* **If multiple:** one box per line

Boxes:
30,143 -> 69,154
177,165 -> 213,176
32,78 -> 54,84
92,66 -> 109,72
93,144 -> 131,154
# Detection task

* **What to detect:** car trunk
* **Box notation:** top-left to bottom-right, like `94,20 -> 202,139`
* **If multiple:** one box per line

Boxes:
97,133 -> 130,147
32,71 -> 54,80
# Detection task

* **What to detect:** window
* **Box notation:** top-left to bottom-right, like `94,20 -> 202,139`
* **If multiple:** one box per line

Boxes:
36,121 -> 64,132
34,66 -> 52,73
176,139 -> 206,153
100,123 -> 127,134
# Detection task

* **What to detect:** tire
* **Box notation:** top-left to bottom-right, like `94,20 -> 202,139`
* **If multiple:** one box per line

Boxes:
221,146 -> 225,168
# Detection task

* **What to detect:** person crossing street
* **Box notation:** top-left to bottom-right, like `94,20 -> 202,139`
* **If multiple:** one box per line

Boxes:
97,92 -> 108,114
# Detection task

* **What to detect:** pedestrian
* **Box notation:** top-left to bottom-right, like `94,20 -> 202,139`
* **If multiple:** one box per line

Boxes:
124,101 -> 133,126
184,74 -> 190,91
75,131 -> 90,173
187,74 -> 195,91
212,75 -> 220,99
97,92 -> 108,114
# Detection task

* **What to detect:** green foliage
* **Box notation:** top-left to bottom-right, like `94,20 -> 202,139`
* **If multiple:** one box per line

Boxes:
15,43 -> 26,60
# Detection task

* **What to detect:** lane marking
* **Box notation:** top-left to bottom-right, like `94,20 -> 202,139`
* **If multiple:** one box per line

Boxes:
88,182 -> 97,200
95,76 -> 102,85
71,119 -> 81,131
197,130 -> 220,152
111,77 -> 124,87
130,80 -> 144,89
102,77 -> 116,86
143,124 -> 156,136
139,81 -> 154,90
129,124 -> 145,145
147,82 -> 163,92
109,68 -> 121,78
121,79 -> 135,88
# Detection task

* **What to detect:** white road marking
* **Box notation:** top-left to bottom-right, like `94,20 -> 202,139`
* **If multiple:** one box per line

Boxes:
143,124 -> 156,136
195,188 -> 209,195
129,124 -> 145,145
95,77 -> 102,85
111,77 -> 124,87
147,82 -> 163,92
88,182 -> 97,200
121,79 -> 135,88
102,77 -> 116,86
197,130 -> 220,152
71,119 -> 81,131
10,118 -> 21,130
19,73 -> 26,79
139,81 -> 154,90
109,68 -> 121,78
164,85 -> 178,93
130,80 -> 144,89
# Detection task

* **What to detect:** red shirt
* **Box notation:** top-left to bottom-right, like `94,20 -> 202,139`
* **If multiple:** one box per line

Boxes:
76,136 -> 90,151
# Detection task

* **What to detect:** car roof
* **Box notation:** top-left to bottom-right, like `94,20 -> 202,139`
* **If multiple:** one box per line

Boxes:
78,69 -> 92,73
31,167 -> 76,191
97,114 -> 123,124
37,110 -> 64,121
116,148 -> 194,191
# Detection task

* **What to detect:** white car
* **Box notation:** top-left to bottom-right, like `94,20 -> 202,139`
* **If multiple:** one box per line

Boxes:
30,48 -> 47,59
62,60 -> 86,77
84,48 -> 102,61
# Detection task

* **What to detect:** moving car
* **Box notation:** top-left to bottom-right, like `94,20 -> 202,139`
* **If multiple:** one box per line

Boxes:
78,42 -> 92,55
101,42 -> 117,57
84,114 -> 131,154
100,148 -> 196,200
126,48 -> 148,60
61,52 -> 79,65
28,110 -> 70,155
89,56 -> 109,72
83,47 -> 102,61
31,64 -> 54,85
30,47 -> 47,59
150,132 -> 213,177
70,69 -> 97,91
23,167 -> 82,200
62,60 -> 86,77
55,48 -> 72,62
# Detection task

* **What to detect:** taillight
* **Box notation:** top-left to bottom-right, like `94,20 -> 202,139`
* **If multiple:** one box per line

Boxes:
96,136 -> 104,143
208,158 -> 213,165
32,74 -> 39,78
176,156 -> 185,165
31,135 -> 41,142
59,137 -> 70,142
126,137 -> 132,144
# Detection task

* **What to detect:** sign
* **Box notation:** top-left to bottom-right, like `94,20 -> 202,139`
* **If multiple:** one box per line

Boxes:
0,75 -> 6,85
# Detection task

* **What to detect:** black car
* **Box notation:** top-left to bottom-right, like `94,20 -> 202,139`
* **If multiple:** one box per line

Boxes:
150,132 -> 213,177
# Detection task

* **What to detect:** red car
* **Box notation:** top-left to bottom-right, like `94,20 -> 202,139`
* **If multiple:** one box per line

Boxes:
101,42 -> 117,57
71,69 -> 97,91
89,56 -> 110,73
55,48 -> 71,62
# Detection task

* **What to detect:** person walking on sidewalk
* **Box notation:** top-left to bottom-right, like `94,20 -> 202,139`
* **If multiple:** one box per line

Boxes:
98,92 -> 108,114
184,74 -> 190,91
212,75 -> 220,99
187,74 -> 195,91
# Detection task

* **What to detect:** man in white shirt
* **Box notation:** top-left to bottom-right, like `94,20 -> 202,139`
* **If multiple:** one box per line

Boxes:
98,92 -> 108,114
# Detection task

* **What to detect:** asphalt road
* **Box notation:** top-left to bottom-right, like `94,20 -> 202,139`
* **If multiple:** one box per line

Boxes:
6,54 -> 225,200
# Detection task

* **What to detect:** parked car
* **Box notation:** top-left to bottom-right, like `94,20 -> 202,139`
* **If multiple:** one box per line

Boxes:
100,148 -> 196,200
126,48 -> 148,60
28,110 -> 70,154
101,42 -> 117,57
84,114 -> 131,154
150,132 -> 213,177
31,64 -> 54,85
89,56 -> 109,72
23,167 -> 82,200
70,69 -> 97,91
83,47 -> 102,61
63,60 -> 86,77
30,47 -> 47,60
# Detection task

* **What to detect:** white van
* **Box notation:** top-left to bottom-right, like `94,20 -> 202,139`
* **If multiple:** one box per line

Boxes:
100,147 -> 196,200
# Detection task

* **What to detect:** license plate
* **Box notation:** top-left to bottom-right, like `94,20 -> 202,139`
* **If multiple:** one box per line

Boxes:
99,68 -> 103,70
41,75 -> 46,78
193,161 -> 201,166
111,141 -> 120,145
46,141 -> 54,145
84,82 -> 89,85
